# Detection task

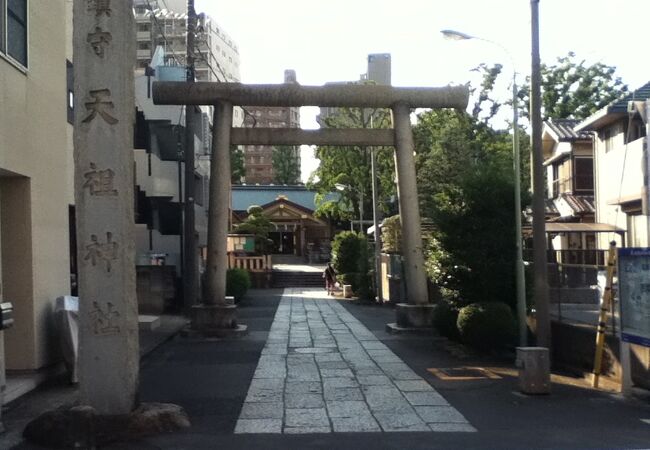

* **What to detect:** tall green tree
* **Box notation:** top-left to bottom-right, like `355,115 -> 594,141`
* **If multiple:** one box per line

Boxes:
309,105 -> 395,222
272,145 -> 301,185
518,52 -> 628,120
231,145 -> 245,184
414,108 -> 531,307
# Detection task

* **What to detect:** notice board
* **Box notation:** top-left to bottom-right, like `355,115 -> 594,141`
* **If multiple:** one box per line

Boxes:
618,247 -> 650,347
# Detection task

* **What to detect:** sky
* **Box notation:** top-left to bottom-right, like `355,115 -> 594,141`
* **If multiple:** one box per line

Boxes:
195,0 -> 650,181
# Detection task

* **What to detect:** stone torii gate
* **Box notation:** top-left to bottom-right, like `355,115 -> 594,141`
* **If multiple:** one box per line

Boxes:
153,82 -> 468,332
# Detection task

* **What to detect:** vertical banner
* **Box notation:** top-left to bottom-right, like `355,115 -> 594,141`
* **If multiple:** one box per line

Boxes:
74,0 -> 138,414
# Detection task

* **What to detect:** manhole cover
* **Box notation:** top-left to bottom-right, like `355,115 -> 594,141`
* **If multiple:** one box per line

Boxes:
292,347 -> 335,354
427,367 -> 501,380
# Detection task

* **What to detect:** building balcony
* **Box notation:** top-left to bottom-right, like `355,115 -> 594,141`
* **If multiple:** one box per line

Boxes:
135,149 -> 180,201
137,49 -> 152,58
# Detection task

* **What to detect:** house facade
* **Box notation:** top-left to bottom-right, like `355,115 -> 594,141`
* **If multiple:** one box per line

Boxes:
0,0 -> 74,413
542,119 -> 598,255
576,82 -> 650,249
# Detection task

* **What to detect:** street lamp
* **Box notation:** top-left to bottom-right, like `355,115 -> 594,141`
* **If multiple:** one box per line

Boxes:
335,182 -> 364,233
441,29 -> 527,347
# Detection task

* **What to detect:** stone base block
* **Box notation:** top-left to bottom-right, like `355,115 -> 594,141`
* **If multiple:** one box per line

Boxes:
23,403 -> 190,448
190,303 -> 247,338
516,347 -> 551,395
395,303 -> 435,329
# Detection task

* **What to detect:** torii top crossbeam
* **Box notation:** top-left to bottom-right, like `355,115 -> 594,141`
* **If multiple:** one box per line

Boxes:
152,82 -> 469,109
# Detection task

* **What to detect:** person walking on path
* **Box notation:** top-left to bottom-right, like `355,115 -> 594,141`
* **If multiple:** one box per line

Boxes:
323,263 -> 337,295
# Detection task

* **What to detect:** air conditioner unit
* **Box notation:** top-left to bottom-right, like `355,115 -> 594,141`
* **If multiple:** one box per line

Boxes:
627,101 -> 636,114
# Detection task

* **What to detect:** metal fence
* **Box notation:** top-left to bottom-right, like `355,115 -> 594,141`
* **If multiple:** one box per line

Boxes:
525,249 -> 618,330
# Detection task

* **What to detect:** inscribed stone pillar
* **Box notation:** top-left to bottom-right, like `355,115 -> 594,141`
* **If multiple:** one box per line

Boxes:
392,102 -> 429,305
74,0 -> 139,414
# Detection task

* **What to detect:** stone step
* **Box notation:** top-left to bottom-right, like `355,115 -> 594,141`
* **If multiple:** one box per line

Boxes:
272,271 -> 325,288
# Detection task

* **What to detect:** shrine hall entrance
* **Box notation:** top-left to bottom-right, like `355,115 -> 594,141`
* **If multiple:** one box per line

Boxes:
269,230 -> 295,255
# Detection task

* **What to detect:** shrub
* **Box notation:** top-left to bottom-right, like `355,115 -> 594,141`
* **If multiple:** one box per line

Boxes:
338,272 -> 360,293
331,231 -> 362,274
432,301 -> 460,339
226,268 -> 251,303
456,302 -> 516,351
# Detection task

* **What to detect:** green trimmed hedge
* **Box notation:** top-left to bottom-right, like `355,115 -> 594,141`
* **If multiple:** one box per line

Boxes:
432,301 -> 460,339
226,268 -> 251,303
456,302 -> 516,351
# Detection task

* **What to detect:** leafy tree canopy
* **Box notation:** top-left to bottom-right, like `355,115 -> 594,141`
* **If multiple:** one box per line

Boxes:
309,105 -> 396,222
272,145 -> 301,185
231,145 -> 245,184
468,53 -> 627,124
413,108 -> 531,307
519,52 -> 628,120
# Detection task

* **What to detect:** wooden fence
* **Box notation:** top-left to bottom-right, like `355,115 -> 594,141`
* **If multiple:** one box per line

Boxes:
228,254 -> 272,272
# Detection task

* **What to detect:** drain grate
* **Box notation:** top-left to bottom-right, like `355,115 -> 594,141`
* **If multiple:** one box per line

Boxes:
428,366 -> 501,380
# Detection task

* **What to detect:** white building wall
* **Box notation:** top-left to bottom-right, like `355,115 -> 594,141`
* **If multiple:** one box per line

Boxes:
594,129 -> 647,248
0,1 -> 71,370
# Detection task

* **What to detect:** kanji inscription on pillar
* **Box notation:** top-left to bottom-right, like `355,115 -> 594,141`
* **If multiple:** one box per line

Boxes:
87,27 -> 112,57
87,0 -> 112,17
84,232 -> 118,272
83,163 -> 118,196
90,301 -> 121,335
83,89 -> 119,124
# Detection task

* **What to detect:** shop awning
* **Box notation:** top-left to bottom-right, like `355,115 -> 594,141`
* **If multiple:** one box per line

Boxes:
544,223 -> 625,233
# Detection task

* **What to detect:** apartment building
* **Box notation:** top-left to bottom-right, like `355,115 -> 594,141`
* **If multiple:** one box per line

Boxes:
318,53 -> 391,124
243,70 -> 301,184
133,0 -> 244,126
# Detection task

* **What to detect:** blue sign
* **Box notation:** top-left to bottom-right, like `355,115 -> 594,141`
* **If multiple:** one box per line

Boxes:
618,247 -> 650,348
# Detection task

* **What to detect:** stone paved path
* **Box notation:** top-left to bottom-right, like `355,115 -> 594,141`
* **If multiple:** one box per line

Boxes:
235,288 -> 476,434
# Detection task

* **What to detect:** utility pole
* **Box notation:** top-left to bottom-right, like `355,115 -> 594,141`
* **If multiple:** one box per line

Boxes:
530,0 -> 551,348
183,0 -> 198,311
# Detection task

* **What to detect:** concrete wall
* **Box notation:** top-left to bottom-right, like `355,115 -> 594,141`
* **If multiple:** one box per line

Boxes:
0,1 -> 72,370
552,320 -> 650,390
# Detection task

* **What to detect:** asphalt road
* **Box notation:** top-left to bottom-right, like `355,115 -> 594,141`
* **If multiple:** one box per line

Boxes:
6,287 -> 650,449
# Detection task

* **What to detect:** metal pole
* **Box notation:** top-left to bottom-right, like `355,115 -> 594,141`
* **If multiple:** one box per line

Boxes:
371,147 -> 383,303
530,0 -> 551,348
177,143 -> 184,284
183,0 -> 198,310
359,187 -> 364,233
513,74 -> 527,347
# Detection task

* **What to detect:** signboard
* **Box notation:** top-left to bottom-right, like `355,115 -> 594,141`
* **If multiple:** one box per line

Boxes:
618,247 -> 650,347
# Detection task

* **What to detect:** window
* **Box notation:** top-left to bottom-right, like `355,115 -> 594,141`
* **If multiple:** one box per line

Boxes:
1,0 -> 28,67
602,125 -> 621,152
573,157 -> 593,192
66,59 -> 74,124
